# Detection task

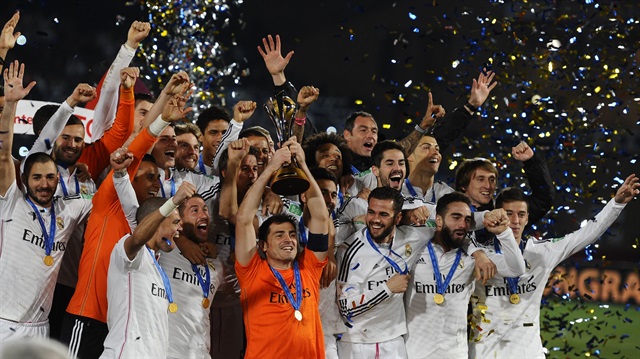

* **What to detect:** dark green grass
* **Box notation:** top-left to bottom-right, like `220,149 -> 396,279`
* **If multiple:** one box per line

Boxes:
541,299 -> 640,358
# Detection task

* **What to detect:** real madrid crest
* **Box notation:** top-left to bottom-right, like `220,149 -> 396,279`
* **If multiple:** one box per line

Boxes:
56,217 -> 64,230
405,244 -> 412,257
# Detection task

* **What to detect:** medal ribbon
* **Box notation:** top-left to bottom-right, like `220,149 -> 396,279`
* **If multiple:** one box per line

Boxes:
365,229 -> 408,274
198,153 -> 207,175
404,178 -> 418,197
26,196 -> 56,257
191,263 -> 211,301
493,239 -> 524,295
350,165 -> 360,176
269,261 -> 302,313
146,246 -> 174,305
427,241 -> 462,295
159,175 -> 177,198
59,172 -> 80,196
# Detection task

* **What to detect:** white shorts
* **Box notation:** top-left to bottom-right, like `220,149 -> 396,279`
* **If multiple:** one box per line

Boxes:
337,336 -> 407,359
0,317 -> 49,342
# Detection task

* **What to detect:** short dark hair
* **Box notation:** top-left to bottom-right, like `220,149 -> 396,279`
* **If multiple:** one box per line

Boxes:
258,213 -> 297,242
136,197 -> 167,223
218,145 -> 260,179
65,114 -> 83,128
302,132 -> 353,177
435,192 -> 472,218
454,158 -> 499,192
135,92 -> 156,106
495,187 -> 529,211
371,140 -> 405,169
368,186 -> 404,215
141,154 -> 157,164
309,166 -> 338,185
343,111 -> 374,132
32,105 -> 83,137
195,105 -> 231,134
22,152 -> 57,180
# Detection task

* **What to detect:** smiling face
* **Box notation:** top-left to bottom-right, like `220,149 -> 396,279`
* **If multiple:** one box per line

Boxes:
501,200 -> 529,243
408,135 -> 441,175
464,168 -> 497,207
200,119 -> 229,159
179,196 -> 209,243
344,116 -> 378,157
132,161 -> 161,203
25,161 -> 58,207
366,197 -> 402,243
175,132 -> 200,171
315,143 -> 343,178
372,149 -> 406,191
151,126 -> 177,172
52,124 -> 85,167
436,201 -> 472,250
262,221 -> 298,266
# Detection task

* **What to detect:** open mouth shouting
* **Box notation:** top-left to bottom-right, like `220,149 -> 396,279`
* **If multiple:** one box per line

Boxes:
388,171 -> 404,189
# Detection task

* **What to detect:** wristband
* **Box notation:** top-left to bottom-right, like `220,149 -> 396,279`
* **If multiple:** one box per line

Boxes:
465,102 -> 479,113
414,124 -> 428,135
148,115 -> 170,136
113,170 -> 128,179
294,116 -> 306,126
159,198 -> 179,217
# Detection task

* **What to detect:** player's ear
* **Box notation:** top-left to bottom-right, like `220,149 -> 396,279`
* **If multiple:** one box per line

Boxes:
435,214 -> 443,229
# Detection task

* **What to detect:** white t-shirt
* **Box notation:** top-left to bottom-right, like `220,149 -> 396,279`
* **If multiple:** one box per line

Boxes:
404,229 -> 525,358
469,199 -> 626,359
0,181 -> 92,323
160,245 -> 223,359
335,225 -> 435,343
101,238 -> 171,359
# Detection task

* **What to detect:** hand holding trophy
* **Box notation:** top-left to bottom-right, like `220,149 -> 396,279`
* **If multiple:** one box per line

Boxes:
264,91 -> 310,196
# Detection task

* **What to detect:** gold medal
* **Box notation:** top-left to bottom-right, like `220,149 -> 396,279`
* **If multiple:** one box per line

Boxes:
202,298 -> 210,309
43,255 -> 54,266
434,293 -> 445,305
294,310 -> 303,321
509,294 -> 520,304
168,302 -> 178,313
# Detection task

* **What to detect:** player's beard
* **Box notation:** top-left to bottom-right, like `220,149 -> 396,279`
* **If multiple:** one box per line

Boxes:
181,223 -> 207,244
26,183 -> 54,206
368,222 -> 395,242
441,225 -> 467,249
53,144 -> 81,168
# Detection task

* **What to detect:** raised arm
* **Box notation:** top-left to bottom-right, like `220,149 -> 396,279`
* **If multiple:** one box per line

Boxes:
124,181 -> 195,260
1,60 -> 35,195
218,138 -> 250,224
28,83 -> 96,156
292,85 -> 319,144
512,141 -> 555,229
110,147 -> 138,232
90,21 -> 150,140
235,140 -> 292,266
483,209 -> 526,277
396,92 -> 444,155
0,12 -> 20,73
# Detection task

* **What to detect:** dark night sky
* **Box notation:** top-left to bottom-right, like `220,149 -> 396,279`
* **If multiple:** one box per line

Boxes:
3,0 -> 639,262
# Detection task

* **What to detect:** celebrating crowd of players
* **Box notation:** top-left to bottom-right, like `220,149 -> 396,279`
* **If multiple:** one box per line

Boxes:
1,12 -> 638,359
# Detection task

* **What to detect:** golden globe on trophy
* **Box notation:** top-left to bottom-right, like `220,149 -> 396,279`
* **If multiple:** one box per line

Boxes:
264,92 -> 310,196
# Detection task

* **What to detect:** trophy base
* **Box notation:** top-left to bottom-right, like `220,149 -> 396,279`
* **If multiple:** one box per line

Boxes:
270,166 -> 310,196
